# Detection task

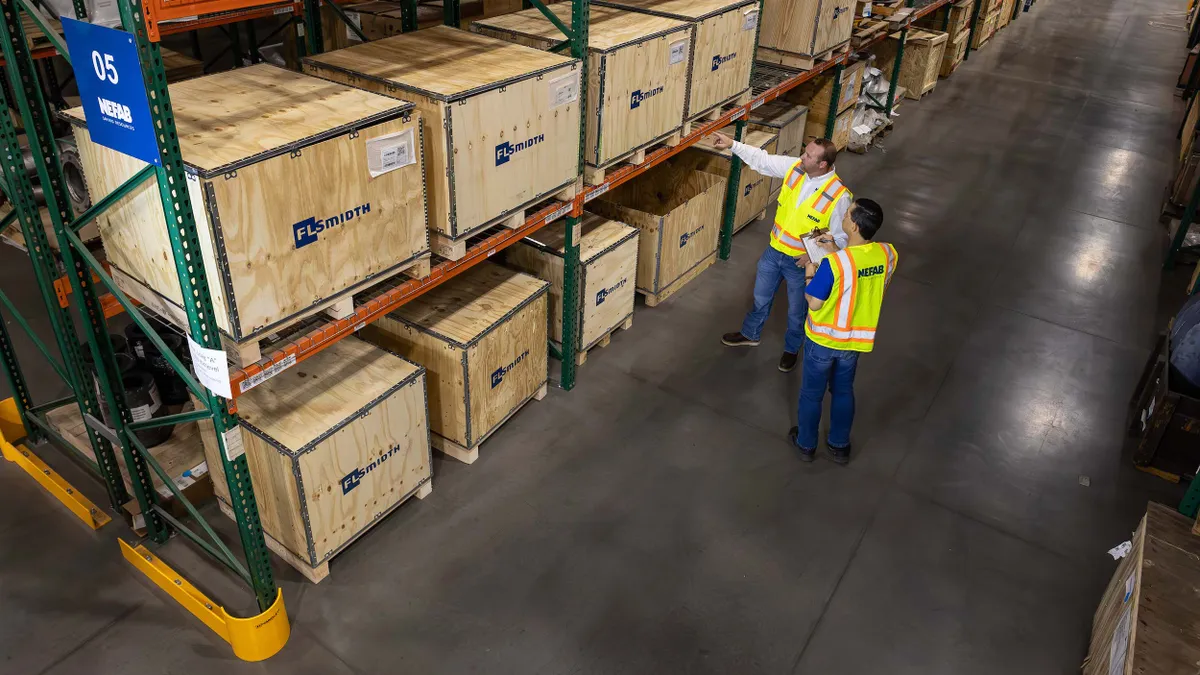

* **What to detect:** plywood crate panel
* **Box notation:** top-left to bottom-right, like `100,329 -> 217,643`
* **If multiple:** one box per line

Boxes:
362,264 -> 549,458
749,99 -> 808,194
785,57 -> 865,122
804,106 -> 853,151
65,64 -> 428,344
874,29 -> 948,99
198,338 -> 431,579
345,0 -> 483,38
1083,503 -> 1200,675
914,0 -> 972,37
591,0 -> 757,118
940,29 -> 969,77
304,27 -> 581,242
471,6 -> 688,170
972,9 -> 999,48
674,127 -> 778,233
997,0 -> 1016,29
758,0 -> 855,64
587,160 -> 724,300
506,214 -> 639,351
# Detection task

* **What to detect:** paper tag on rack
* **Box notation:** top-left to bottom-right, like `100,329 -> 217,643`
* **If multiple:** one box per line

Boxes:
549,73 -> 580,108
366,129 -> 416,178
742,9 -> 759,30
547,204 -> 572,223
571,220 -> 582,241
585,184 -> 610,202
669,39 -> 688,65
238,353 -> 297,394
187,337 -> 232,399
221,427 -> 245,462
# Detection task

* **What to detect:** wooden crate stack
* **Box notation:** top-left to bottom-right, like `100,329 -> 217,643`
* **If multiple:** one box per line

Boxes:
875,29 -> 948,100
781,58 -> 865,151
757,0 -> 856,70
972,0 -> 1003,49
303,27 -> 582,259
674,126 -> 779,234
997,0 -> 1017,30
470,5 -> 691,186
915,0 -> 972,77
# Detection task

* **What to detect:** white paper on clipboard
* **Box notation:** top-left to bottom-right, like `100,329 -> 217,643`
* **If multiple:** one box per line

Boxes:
803,234 -> 836,263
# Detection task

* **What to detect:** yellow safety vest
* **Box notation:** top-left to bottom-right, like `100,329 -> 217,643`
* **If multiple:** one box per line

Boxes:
770,162 -> 851,257
805,241 -> 898,353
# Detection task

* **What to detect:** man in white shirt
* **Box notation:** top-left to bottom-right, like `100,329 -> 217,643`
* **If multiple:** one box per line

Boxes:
712,133 -> 853,373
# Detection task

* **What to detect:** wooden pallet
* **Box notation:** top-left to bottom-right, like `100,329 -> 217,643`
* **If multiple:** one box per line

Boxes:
430,382 -> 548,465
111,253 -> 431,368
755,41 -> 851,72
219,479 -> 433,584
584,130 -> 684,186
639,253 -> 716,307
852,19 -> 890,48
682,89 -> 752,135
572,315 -> 633,366
429,179 -> 579,260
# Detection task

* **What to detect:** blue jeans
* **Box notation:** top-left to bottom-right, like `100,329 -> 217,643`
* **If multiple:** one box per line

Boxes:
740,246 -> 808,354
795,336 -> 860,451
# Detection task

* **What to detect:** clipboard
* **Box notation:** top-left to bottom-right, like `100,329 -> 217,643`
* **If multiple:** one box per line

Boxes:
803,231 -> 837,263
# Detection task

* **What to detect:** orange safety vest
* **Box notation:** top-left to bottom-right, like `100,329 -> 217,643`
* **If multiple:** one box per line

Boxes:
805,241 -> 898,353
770,161 -> 851,257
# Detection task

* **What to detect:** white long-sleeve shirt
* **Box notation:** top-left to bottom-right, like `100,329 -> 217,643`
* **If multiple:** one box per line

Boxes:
730,140 -> 852,249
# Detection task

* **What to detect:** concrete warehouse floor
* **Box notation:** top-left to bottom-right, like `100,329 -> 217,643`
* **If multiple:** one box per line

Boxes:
1,0 -> 1195,672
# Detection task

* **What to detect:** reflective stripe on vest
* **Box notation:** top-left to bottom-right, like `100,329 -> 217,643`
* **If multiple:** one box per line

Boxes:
804,242 -> 897,353
770,161 -> 850,257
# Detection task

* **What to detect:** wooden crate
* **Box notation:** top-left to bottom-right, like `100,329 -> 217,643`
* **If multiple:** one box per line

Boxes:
749,99 -> 809,195
874,29 -> 948,99
344,0 -> 475,38
590,0 -> 757,119
362,263 -> 549,464
972,9 -> 999,48
304,27 -> 581,253
914,0 -> 972,37
785,57 -> 865,122
199,338 -> 432,584
804,106 -> 853,151
675,127 -> 778,234
587,161 -> 724,306
160,47 -> 204,82
1083,503 -> 1200,675
471,6 -> 688,183
64,65 -> 429,358
758,0 -> 855,68
940,28 -> 969,77
997,0 -> 1016,29
505,214 -> 639,363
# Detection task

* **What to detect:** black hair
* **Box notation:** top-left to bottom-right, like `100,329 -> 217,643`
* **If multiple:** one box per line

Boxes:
850,198 -> 884,240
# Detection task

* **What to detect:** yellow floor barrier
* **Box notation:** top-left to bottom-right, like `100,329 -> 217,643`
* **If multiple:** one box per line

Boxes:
0,397 -> 110,529
120,541 -> 290,661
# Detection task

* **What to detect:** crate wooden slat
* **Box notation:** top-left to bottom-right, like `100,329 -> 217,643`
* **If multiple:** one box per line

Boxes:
758,0 -> 855,69
675,126 -> 778,233
590,0 -> 757,119
199,338 -> 432,584
586,160 -> 724,306
505,214 -> 639,358
940,29 -> 969,78
874,29 -> 948,100
471,6 -> 689,175
914,0 -> 972,37
304,27 -> 581,251
64,64 -> 429,350
361,263 -> 549,464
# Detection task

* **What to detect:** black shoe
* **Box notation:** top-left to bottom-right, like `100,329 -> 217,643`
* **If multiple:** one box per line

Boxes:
778,351 -> 798,372
722,332 -> 760,347
826,443 -> 851,465
789,427 -> 815,462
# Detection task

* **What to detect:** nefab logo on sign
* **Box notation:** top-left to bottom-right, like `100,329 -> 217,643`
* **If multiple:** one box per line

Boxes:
630,86 -> 664,109
495,134 -> 545,166
711,53 -> 737,71
595,278 -> 628,306
491,350 -> 530,388
293,203 -> 371,249
339,443 -> 404,494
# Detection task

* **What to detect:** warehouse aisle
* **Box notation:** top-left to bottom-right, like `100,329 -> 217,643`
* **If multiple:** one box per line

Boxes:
0,0 -> 1194,672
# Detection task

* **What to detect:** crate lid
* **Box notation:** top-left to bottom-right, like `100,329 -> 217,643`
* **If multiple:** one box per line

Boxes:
748,99 -> 808,128
691,125 -> 777,157
472,5 -> 689,52
593,0 -> 757,21
303,26 -> 577,101
237,337 -> 423,456
521,213 -> 639,264
390,263 -> 549,346
61,64 -> 413,176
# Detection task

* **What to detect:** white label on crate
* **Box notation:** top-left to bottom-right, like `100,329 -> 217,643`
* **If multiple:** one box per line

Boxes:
222,427 -> 245,463
238,353 -> 297,394
669,39 -> 689,64
549,73 -> 580,108
1108,540 -> 1132,560
1123,571 -> 1136,603
1108,606 -> 1131,675
585,184 -> 610,202
187,337 -> 232,399
742,9 -> 759,30
366,129 -> 416,178
862,1 -> 871,17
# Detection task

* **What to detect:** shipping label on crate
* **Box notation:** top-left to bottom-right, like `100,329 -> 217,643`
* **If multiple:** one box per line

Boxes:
366,129 -> 416,178
742,9 -> 759,30
670,39 -> 689,65
549,73 -> 580,108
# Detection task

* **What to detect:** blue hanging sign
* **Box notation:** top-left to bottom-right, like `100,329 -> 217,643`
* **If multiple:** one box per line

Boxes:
61,18 -> 160,166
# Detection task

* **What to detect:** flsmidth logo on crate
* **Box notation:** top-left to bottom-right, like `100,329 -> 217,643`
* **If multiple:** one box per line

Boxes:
679,224 -> 705,248
630,86 -> 664,109
495,134 -> 545,166
339,442 -> 405,494
491,349 -> 530,388
711,53 -> 737,71
744,177 -> 764,196
292,202 -> 372,249
595,278 -> 628,306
